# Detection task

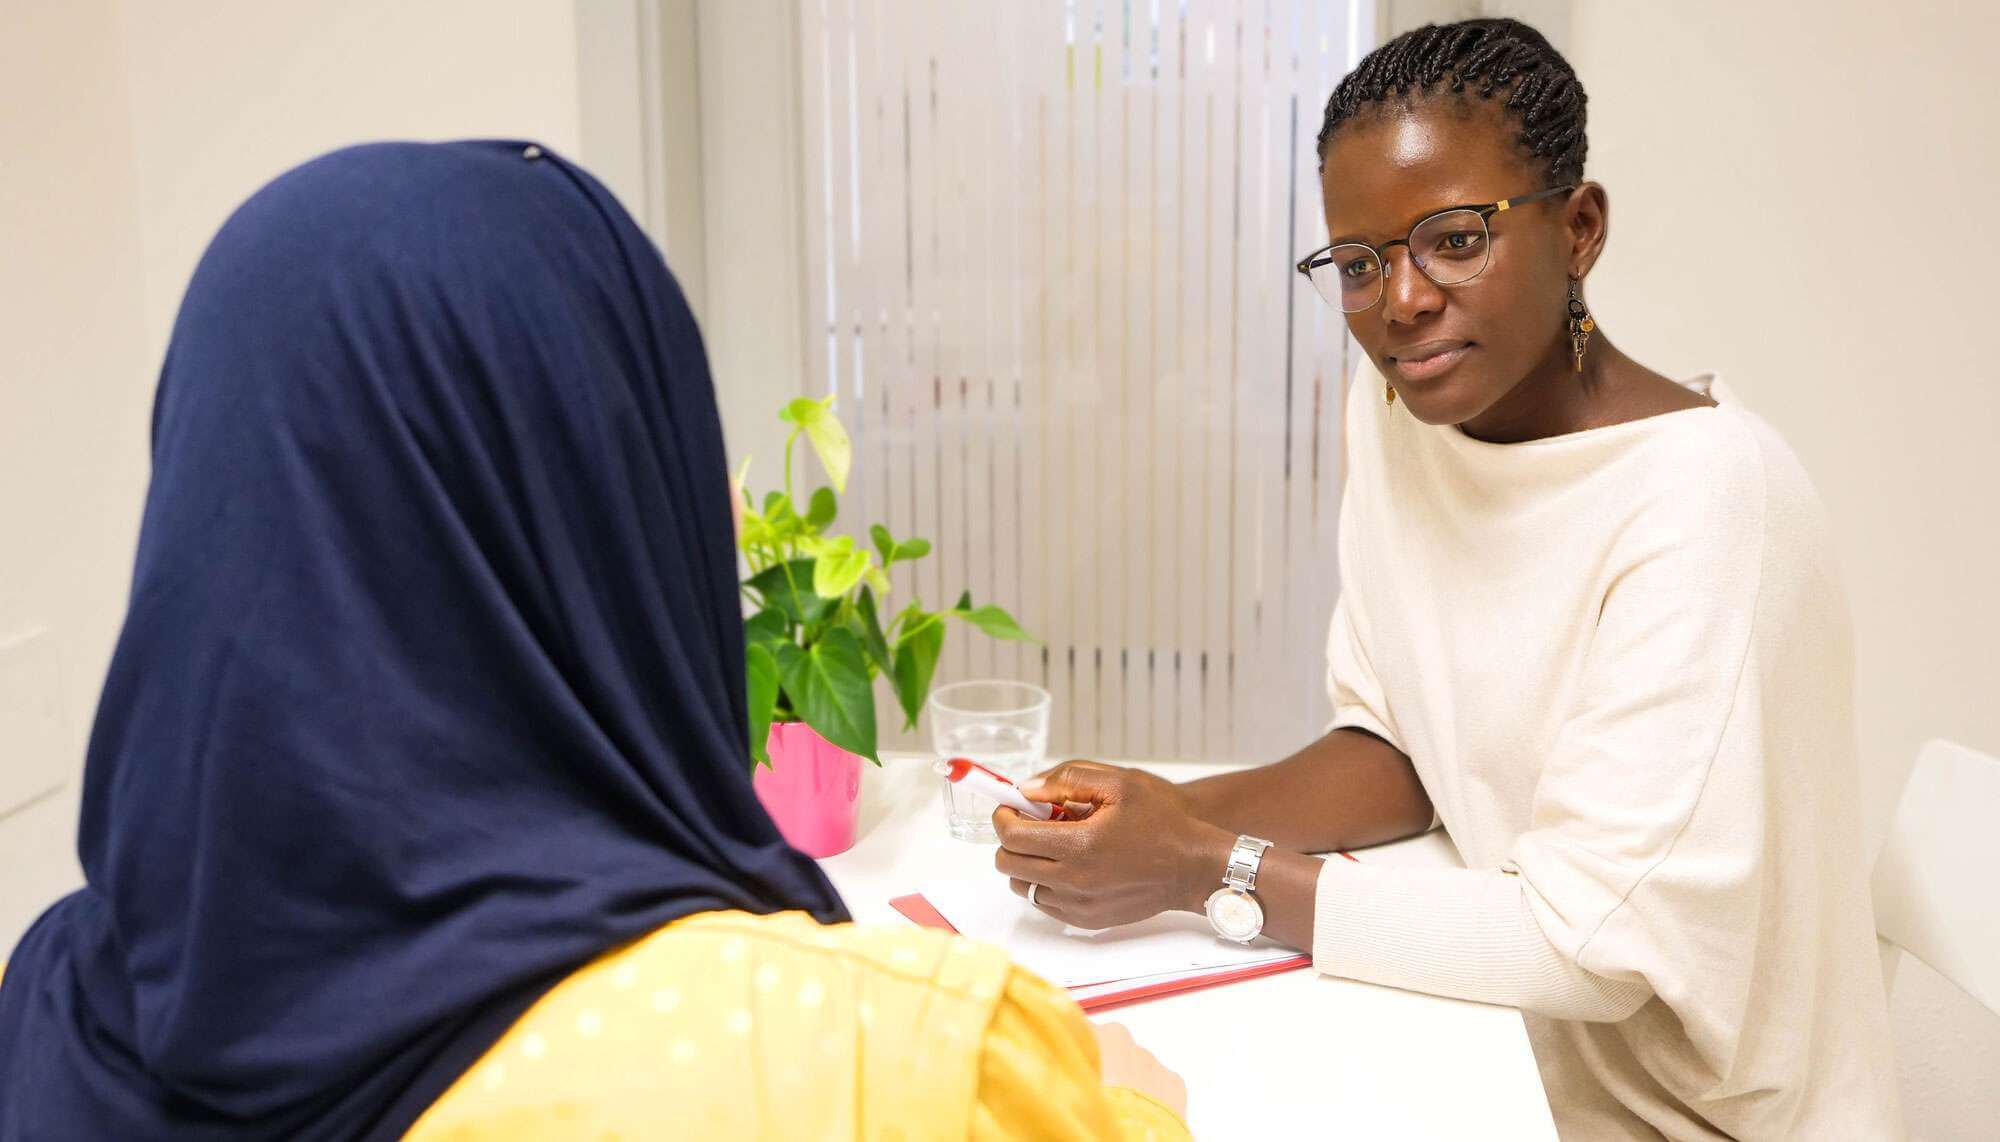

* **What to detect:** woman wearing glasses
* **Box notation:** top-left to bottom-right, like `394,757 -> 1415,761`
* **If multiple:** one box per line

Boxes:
995,18 -> 1903,1139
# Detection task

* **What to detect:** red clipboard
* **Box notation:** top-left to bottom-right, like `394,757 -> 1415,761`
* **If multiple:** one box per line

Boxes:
887,851 -> 1355,1013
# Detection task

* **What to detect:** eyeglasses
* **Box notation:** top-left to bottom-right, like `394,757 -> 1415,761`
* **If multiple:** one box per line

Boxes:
1295,185 -> 1575,314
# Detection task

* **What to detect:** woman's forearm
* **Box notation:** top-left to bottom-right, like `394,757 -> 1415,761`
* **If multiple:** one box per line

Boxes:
1177,728 -> 1433,853
1171,831 -> 1650,1022
1172,829 -> 1326,955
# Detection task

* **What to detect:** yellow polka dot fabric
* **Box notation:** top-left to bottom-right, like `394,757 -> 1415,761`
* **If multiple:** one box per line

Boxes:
405,911 -> 1188,1141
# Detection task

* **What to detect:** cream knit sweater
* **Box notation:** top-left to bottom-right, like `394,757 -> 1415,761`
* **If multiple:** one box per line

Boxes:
1311,361 -> 1902,1139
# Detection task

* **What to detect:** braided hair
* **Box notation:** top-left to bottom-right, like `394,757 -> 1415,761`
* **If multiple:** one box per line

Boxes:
1317,18 -> 1587,185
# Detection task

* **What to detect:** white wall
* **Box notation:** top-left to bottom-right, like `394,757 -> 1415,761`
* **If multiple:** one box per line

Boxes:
0,0 -> 151,948
1571,2 -> 2000,1137
0,0 -> 601,950
116,0 -> 585,367
1383,0 -> 1573,53
691,0 -> 808,481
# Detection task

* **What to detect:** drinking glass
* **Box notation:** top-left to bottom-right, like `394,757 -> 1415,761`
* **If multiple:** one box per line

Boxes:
928,680 -> 1051,843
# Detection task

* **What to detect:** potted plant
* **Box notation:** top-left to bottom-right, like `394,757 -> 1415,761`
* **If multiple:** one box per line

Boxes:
737,395 -> 1031,857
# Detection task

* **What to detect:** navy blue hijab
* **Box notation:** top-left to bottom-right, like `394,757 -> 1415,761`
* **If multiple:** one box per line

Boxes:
0,141 -> 846,1138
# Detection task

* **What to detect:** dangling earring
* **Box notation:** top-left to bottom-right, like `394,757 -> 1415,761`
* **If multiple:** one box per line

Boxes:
1567,277 -> 1595,373
1385,380 -> 1397,405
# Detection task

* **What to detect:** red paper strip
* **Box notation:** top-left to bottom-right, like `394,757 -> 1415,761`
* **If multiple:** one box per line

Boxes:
1075,954 -> 1313,1012
889,893 -> 959,933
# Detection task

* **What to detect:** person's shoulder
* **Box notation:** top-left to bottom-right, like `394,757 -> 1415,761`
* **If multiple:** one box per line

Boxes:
1629,388 -> 1839,582
1609,402 -> 1765,529
1685,388 -> 1852,647
1676,380 -> 1833,538
1613,372 -> 1805,503
1636,378 -> 1816,498
1716,398 -> 1828,512
671,911 -> 1020,999
1717,400 -> 1842,575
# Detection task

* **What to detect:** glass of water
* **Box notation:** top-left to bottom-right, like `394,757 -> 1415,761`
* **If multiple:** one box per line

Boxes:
929,680 -> 1052,843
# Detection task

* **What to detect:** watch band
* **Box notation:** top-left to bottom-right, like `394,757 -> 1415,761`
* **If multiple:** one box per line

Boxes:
1223,835 -> 1273,892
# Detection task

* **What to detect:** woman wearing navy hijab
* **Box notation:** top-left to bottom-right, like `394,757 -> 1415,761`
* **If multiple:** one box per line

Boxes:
0,142 -> 1185,1139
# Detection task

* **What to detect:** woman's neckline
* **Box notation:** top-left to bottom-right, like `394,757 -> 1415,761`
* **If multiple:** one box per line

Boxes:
1438,371 -> 1723,452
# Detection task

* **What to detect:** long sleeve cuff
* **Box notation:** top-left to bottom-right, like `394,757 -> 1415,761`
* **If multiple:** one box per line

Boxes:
1312,857 -> 1652,1023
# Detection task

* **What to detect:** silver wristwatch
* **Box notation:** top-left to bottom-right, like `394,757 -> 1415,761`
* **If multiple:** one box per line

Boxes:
1204,835 -> 1273,943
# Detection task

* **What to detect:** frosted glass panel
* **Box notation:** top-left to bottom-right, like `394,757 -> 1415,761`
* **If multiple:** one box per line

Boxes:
798,0 -> 1372,762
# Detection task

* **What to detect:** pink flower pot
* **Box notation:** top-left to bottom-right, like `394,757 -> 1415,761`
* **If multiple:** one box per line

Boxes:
752,721 -> 864,858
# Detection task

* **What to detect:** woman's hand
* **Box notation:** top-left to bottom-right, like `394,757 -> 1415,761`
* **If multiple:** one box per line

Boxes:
993,760 -> 1233,930
1091,1021 -> 1188,1119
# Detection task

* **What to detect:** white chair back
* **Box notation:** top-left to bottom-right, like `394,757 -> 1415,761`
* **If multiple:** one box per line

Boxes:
1872,739 -> 2000,1015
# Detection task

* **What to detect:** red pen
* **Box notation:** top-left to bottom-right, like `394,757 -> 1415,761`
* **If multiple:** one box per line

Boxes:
935,757 -> 1071,820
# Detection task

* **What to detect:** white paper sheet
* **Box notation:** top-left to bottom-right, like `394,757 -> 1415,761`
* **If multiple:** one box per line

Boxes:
920,875 -> 1297,989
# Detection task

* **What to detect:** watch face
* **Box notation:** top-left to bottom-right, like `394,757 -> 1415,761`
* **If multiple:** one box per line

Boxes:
1206,888 -> 1263,942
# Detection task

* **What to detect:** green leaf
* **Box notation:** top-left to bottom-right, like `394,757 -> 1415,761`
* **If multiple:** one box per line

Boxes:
805,486 -> 837,530
956,604 -> 1035,643
869,524 -> 930,564
736,506 -> 774,551
890,617 -> 946,731
756,498 -> 796,545
778,396 -> 826,426
853,587 -> 893,677
745,642 -> 779,767
780,395 -> 852,494
746,560 -> 833,625
889,598 -> 926,638
744,608 -> 789,649
775,628 -> 877,762
953,590 -> 973,613
813,542 -> 871,599
863,565 -> 892,597
807,419 -> 852,494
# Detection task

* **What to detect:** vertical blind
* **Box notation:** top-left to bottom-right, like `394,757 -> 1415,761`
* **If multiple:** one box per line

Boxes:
798,0 -> 1373,762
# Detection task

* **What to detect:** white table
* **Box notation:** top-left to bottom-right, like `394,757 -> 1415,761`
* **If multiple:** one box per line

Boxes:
820,755 -> 1557,1140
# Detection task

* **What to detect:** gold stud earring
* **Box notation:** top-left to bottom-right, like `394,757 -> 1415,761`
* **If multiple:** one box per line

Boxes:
1567,277 -> 1595,373
1385,380 -> 1397,405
